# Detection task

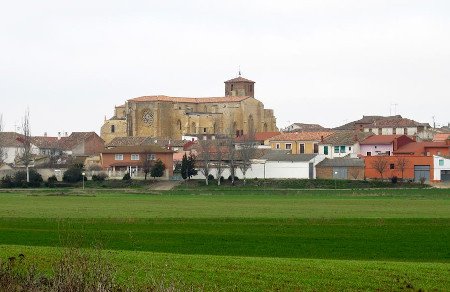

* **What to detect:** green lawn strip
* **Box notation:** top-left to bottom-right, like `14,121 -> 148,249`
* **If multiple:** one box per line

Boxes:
0,245 -> 448,291
0,191 -> 449,219
0,218 -> 448,262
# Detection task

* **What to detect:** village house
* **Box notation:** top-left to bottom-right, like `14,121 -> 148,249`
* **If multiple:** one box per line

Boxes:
394,139 -> 450,156
316,158 -> 365,180
433,155 -> 450,182
359,135 -> 414,156
60,132 -> 105,156
0,132 -> 39,164
362,116 -> 432,139
269,131 -> 334,154
100,145 -> 174,179
319,131 -> 373,158
284,123 -> 327,132
235,131 -> 280,148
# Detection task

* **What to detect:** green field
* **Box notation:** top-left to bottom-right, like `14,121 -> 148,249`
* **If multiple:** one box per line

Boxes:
0,188 -> 449,290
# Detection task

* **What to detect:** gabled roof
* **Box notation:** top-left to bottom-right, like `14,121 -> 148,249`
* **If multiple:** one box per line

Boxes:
128,95 -> 251,104
224,76 -> 255,83
316,158 -> 365,167
364,117 -> 430,128
433,133 -> 450,142
60,132 -> 103,150
235,132 -> 281,142
32,136 -> 60,149
0,132 -> 25,147
320,131 -> 374,145
107,137 -> 187,148
270,131 -> 334,142
101,145 -> 174,154
289,123 -> 327,132
360,135 -> 404,145
333,116 -> 386,130
394,142 -> 449,154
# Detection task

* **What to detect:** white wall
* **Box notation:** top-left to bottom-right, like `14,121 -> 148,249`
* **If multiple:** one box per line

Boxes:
319,143 -> 359,159
193,156 -> 325,180
434,155 -> 450,181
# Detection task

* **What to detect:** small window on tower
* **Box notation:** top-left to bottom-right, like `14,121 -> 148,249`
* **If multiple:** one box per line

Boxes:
111,125 -> 115,133
203,128 -> 207,133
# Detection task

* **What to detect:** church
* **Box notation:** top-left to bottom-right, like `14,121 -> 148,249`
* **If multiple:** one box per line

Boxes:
100,75 -> 277,143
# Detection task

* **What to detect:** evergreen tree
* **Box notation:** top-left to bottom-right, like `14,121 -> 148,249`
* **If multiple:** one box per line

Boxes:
150,159 -> 165,179
181,153 -> 197,180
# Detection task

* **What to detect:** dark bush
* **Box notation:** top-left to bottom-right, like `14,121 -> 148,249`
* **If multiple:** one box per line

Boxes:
227,175 -> 239,181
14,169 -> 43,187
1,175 -> 14,188
48,175 -> 58,183
122,172 -> 131,181
208,174 -> 215,181
391,176 -> 398,184
92,172 -> 108,182
63,166 -> 84,183
220,176 -> 224,182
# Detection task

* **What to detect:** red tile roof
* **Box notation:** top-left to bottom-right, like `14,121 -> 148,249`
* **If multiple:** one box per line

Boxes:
236,132 -> 281,142
395,142 -> 449,154
360,135 -> 404,145
224,76 -> 255,83
128,95 -> 251,104
270,131 -> 334,142
363,117 -> 429,128
433,133 -> 450,142
0,132 -> 25,147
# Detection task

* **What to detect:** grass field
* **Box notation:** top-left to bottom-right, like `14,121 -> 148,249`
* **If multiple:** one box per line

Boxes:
0,188 -> 449,290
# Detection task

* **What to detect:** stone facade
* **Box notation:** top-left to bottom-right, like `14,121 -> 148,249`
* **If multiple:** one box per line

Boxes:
101,76 -> 277,143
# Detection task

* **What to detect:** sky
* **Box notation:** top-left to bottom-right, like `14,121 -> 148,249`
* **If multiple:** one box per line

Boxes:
1,0 -> 449,136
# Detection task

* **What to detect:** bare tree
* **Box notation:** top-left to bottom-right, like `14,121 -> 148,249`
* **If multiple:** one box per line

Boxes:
0,114 -> 4,165
213,139 -> 225,186
371,156 -> 388,180
18,110 -> 33,182
198,139 -> 212,185
225,118 -> 238,185
238,125 -> 257,185
396,157 -> 410,181
142,152 -> 154,180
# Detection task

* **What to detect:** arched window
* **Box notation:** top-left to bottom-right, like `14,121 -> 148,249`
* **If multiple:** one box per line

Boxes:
263,123 -> 268,132
177,120 -> 182,131
248,115 -> 254,133
191,122 -> 197,134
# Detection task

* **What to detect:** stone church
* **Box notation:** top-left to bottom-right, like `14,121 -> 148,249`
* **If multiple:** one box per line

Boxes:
101,75 -> 277,143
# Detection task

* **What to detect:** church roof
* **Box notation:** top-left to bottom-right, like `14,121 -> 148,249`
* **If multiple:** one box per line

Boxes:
224,76 -> 255,83
128,95 -> 251,104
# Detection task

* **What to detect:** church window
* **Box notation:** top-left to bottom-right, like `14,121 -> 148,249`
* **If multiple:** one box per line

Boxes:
111,125 -> 115,133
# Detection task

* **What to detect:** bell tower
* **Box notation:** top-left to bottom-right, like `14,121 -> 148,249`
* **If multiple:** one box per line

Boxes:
224,73 -> 255,98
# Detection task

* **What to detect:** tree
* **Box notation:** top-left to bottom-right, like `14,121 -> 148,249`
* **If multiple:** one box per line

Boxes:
214,139 -> 225,186
150,159 -> 166,179
142,152 -> 154,180
63,164 -> 84,183
181,153 -> 197,180
396,157 -> 410,180
238,126 -> 257,185
18,110 -> 33,182
349,167 -> 361,180
371,156 -> 388,180
198,139 -> 212,185
225,117 -> 238,185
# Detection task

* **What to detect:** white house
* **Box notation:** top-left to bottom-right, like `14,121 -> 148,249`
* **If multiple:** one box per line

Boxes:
433,155 -> 450,182
319,131 -> 373,159
0,132 -> 39,164
362,117 -> 431,138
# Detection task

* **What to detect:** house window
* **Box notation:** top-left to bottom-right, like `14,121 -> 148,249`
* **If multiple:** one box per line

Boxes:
334,146 -> 340,153
378,128 -> 382,135
299,144 -> 305,154
390,163 -> 395,169
386,151 -> 391,156
275,143 -> 280,149
115,154 -> 123,161
367,152 -> 372,156
393,128 -> 396,134
147,154 -> 156,161
340,146 -> 346,153
439,159 -> 444,166
324,146 -> 329,155
349,146 -> 352,151
111,125 -> 115,133
285,143 -> 292,150
404,128 -> 408,135
131,154 -> 140,161
314,143 -> 319,154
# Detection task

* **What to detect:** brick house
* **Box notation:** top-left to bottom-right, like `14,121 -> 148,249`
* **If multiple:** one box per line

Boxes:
394,140 -> 450,156
60,132 -> 105,156
100,145 -> 174,179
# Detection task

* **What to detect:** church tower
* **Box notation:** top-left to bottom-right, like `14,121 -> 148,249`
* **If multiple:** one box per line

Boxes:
224,74 -> 255,98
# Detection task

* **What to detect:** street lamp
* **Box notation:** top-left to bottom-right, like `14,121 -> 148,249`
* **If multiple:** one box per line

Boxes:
334,171 -> 338,189
82,172 -> 85,190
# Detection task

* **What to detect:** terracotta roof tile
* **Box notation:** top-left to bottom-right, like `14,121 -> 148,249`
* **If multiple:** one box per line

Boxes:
236,132 -> 280,142
360,135 -> 405,145
224,76 -> 255,83
128,95 -> 250,104
320,131 -> 374,145
101,145 -> 174,154
0,132 -> 25,147
270,131 -> 334,142
394,142 -> 449,154
433,133 -> 450,142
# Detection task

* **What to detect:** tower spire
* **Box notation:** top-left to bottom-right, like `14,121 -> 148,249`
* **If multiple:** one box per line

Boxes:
238,65 -> 241,77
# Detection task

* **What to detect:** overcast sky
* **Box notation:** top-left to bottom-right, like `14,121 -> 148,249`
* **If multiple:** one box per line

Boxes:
1,0 -> 449,136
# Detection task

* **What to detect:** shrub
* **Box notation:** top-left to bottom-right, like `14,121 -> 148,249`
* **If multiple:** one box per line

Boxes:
63,166 -> 84,183
220,176 -> 224,183
122,172 -> 131,181
92,172 -> 108,182
48,175 -> 58,183
0,175 -> 14,188
391,176 -> 398,184
208,174 -> 215,181
13,169 -> 43,187
227,175 -> 239,181
151,159 -> 166,179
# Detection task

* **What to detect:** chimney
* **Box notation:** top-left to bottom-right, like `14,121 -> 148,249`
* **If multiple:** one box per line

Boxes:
320,135 -> 324,142
65,132 -> 68,137
44,132 -> 47,137
58,132 -> 61,140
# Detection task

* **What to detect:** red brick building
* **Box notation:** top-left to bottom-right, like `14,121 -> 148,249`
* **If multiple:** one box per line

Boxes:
100,145 -> 174,179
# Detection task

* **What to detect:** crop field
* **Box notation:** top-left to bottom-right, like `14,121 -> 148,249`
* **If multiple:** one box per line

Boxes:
0,188 -> 449,290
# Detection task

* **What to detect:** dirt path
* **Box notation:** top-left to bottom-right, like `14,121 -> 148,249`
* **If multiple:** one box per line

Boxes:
149,180 -> 182,190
